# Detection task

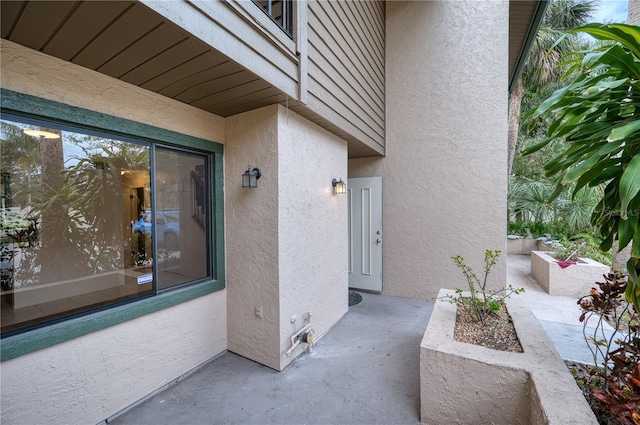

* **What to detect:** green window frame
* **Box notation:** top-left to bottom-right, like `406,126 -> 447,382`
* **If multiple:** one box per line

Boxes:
0,89 -> 225,361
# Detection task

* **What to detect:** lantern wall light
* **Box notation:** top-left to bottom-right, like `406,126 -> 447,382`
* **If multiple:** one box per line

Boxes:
332,178 -> 346,195
242,166 -> 261,188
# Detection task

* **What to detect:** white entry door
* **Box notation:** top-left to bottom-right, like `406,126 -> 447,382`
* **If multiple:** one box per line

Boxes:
348,177 -> 383,292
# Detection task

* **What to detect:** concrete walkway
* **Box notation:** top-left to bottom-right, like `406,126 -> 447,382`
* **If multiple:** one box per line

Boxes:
109,254 -> 606,425
507,253 -> 617,365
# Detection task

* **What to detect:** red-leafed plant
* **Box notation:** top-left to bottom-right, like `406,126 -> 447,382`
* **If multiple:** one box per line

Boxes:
592,364 -> 640,425
578,273 -> 640,424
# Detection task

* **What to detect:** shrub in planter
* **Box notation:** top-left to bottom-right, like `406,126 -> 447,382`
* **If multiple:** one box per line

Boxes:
449,250 -> 524,323
575,273 -> 640,424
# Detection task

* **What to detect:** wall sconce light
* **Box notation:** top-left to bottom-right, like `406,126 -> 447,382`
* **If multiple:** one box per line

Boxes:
332,178 -> 346,195
242,166 -> 261,188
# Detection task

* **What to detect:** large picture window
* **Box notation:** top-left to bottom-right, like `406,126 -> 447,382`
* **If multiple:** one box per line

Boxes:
0,114 -> 213,335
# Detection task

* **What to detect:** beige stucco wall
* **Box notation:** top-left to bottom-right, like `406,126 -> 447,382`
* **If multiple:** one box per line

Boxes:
531,251 -> 610,298
1,40 -> 228,424
277,107 -> 348,370
225,105 -> 348,370
349,0 -> 509,300
225,106 -> 282,370
629,0 -> 640,25
0,39 -> 225,142
1,292 -> 227,425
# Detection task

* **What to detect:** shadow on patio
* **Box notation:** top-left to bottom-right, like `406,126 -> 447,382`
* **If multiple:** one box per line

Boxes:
110,292 -> 432,425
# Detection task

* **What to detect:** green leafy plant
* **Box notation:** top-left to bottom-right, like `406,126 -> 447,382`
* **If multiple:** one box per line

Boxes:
508,177 -> 600,233
577,273 -> 640,423
450,250 -> 524,324
507,220 -> 574,239
524,23 -> 640,312
554,233 -> 612,266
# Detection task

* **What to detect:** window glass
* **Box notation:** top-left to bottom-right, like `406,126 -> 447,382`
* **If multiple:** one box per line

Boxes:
253,0 -> 293,36
155,147 -> 208,290
0,116 -> 210,333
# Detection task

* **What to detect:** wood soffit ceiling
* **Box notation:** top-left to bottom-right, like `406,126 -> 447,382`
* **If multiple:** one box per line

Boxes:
1,0 -> 541,158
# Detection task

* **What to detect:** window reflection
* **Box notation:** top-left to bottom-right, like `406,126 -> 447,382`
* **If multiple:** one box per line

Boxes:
0,118 -> 208,333
155,148 -> 208,290
0,120 -> 154,332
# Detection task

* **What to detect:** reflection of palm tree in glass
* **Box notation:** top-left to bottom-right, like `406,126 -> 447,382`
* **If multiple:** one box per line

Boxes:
2,122 -> 151,285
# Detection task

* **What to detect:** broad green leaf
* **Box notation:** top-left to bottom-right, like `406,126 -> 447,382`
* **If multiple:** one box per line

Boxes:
608,120 -> 640,142
620,155 -> 640,215
600,224 -> 615,251
618,217 -> 635,251
596,45 -> 640,80
535,86 -> 570,117
576,24 -> 640,58
627,257 -> 639,282
564,155 -> 603,182
547,183 -> 565,203
589,165 -> 622,187
522,138 -> 552,155
574,161 -> 609,194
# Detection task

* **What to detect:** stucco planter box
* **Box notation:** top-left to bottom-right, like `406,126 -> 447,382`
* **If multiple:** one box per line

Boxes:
506,237 -> 541,255
507,237 -> 535,254
420,289 -> 597,425
530,251 -> 610,298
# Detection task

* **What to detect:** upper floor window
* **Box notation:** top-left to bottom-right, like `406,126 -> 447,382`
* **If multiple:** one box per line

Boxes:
0,113 -> 214,336
253,0 -> 294,37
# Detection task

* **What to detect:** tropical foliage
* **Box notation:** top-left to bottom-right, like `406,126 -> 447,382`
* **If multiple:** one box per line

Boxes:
508,0 -> 596,176
524,23 -> 640,311
508,0 -> 599,242
508,178 -> 599,234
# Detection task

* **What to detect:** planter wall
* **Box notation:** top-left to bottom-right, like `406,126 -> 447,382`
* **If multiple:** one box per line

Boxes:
420,289 -> 598,425
506,238 -> 546,255
530,251 -> 609,298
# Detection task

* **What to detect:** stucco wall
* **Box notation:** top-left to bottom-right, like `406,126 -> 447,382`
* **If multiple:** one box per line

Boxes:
277,107 -> 348,370
629,0 -> 640,25
1,292 -> 227,425
1,40 -> 228,424
225,105 -> 348,370
349,0 -> 509,300
225,106 -> 282,370
0,39 -> 225,143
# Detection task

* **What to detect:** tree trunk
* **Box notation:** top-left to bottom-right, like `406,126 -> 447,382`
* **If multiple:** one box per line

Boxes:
507,77 -> 523,179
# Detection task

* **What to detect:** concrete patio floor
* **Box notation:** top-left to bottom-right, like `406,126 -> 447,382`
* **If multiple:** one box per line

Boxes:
109,254 -> 600,425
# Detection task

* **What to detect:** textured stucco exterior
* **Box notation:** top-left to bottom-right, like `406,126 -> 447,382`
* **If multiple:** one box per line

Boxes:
349,0 -> 509,300
225,105 -> 348,371
531,251 -> 610,298
1,39 -> 228,425
0,39 -> 225,143
276,107 -> 349,370
421,290 -> 598,425
629,0 -> 640,25
225,106 -> 282,370
1,292 -> 227,425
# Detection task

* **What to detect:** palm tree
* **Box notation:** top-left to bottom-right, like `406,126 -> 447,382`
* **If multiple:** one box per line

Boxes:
508,0 -> 596,177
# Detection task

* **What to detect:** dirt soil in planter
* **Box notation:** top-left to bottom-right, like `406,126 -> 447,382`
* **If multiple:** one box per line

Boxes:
454,300 -> 523,353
